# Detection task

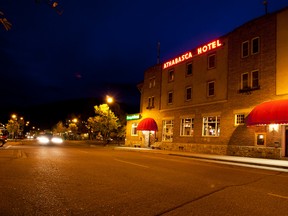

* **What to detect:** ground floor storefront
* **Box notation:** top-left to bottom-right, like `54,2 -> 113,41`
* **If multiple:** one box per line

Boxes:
125,100 -> 288,159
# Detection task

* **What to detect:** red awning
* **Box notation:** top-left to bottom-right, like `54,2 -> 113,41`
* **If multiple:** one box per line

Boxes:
246,100 -> 288,126
137,118 -> 158,131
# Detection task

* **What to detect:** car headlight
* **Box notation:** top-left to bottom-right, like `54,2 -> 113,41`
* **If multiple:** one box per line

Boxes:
37,136 -> 50,144
51,137 -> 63,144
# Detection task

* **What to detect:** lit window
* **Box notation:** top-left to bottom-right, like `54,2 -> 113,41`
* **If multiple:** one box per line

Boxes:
242,41 -> 249,58
131,123 -> 138,136
162,120 -> 174,141
186,87 -> 192,101
202,116 -> 220,137
251,70 -> 259,89
251,37 -> 260,54
168,92 -> 173,104
241,73 -> 249,89
186,62 -> 193,76
235,114 -> 245,125
208,54 -> 216,69
168,70 -> 174,82
207,81 -> 215,97
180,118 -> 194,136
256,133 -> 265,145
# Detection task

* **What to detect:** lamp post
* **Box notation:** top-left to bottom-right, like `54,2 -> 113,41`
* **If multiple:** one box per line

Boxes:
106,95 -> 113,144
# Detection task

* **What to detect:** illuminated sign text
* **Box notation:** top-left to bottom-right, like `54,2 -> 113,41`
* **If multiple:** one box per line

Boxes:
163,52 -> 192,69
126,113 -> 141,120
197,40 -> 222,54
163,39 -> 223,69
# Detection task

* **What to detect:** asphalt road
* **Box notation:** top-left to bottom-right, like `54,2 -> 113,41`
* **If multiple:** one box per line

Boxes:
1,140 -> 288,216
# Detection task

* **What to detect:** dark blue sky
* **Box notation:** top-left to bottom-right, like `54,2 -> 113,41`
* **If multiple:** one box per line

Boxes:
1,0 -> 287,108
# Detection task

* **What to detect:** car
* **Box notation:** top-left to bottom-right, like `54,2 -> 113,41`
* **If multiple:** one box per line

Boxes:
0,128 -> 8,147
36,134 -> 63,145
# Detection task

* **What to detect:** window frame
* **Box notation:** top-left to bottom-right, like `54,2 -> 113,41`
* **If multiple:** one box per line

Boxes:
168,91 -> 173,104
235,114 -> 245,126
186,86 -> 192,101
202,116 -> 220,137
168,69 -> 175,82
180,118 -> 194,136
251,37 -> 260,55
186,62 -> 193,76
241,40 -> 249,58
241,72 -> 249,90
251,70 -> 259,89
162,119 -> 174,142
208,54 -> 216,69
207,81 -> 215,97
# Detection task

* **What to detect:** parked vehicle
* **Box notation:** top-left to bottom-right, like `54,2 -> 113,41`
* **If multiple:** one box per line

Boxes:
0,128 -> 8,146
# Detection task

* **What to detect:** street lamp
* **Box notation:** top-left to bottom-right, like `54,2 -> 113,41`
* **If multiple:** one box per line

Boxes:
106,95 -> 113,144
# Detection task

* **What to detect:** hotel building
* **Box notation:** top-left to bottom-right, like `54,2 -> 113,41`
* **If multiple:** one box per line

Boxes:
125,7 -> 288,159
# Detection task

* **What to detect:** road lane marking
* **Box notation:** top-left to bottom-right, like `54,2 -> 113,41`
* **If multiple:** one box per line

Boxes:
114,159 -> 149,168
268,193 -> 288,199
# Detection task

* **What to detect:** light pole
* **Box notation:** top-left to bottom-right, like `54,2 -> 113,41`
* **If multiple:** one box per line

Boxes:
106,95 -> 113,144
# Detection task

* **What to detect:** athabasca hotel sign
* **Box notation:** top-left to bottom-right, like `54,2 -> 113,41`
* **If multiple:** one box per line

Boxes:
163,39 -> 222,69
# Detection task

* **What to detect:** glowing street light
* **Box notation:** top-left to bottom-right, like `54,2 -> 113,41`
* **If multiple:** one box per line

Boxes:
106,95 -> 114,144
106,95 -> 113,104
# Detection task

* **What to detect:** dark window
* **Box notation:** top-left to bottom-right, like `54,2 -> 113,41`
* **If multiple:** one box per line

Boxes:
186,87 -> 192,100
241,73 -> 249,89
151,96 -> 155,107
208,54 -> 216,69
251,71 -> 259,88
168,70 -> 174,82
168,92 -> 173,104
207,82 -> 215,97
252,37 -> 260,54
186,62 -> 192,76
242,41 -> 249,58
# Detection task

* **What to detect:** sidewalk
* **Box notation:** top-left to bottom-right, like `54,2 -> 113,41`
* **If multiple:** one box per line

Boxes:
114,146 -> 288,172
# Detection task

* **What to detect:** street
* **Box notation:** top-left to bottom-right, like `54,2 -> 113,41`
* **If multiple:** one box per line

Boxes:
1,140 -> 288,216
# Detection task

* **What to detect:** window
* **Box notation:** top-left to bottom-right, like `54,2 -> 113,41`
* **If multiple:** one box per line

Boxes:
242,41 -> 249,58
147,96 -> 155,109
162,120 -> 174,141
180,118 -> 194,136
131,123 -> 138,136
240,71 -> 260,92
202,116 -> 220,137
241,73 -> 249,89
251,37 -> 260,54
256,133 -> 265,145
251,70 -> 259,89
149,78 -> 156,88
235,114 -> 245,125
186,87 -> 192,101
168,91 -> 173,104
207,81 -> 215,97
168,70 -> 174,82
208,54 -> 216,69
186,62 -> 193,76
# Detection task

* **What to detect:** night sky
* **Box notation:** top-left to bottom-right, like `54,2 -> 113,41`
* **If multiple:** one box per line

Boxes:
1,0 -> 287,126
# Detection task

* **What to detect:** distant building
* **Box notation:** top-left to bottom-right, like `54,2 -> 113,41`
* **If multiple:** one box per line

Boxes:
125,7 -> 288,159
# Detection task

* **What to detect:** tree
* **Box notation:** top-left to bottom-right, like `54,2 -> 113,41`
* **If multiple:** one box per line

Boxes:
6,119 -> 20,139
1,1 -> 63,31
0,12 -> 12,31
87,104 -> 120,142
68,123 -> 78,140
53,121 -> 67,136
